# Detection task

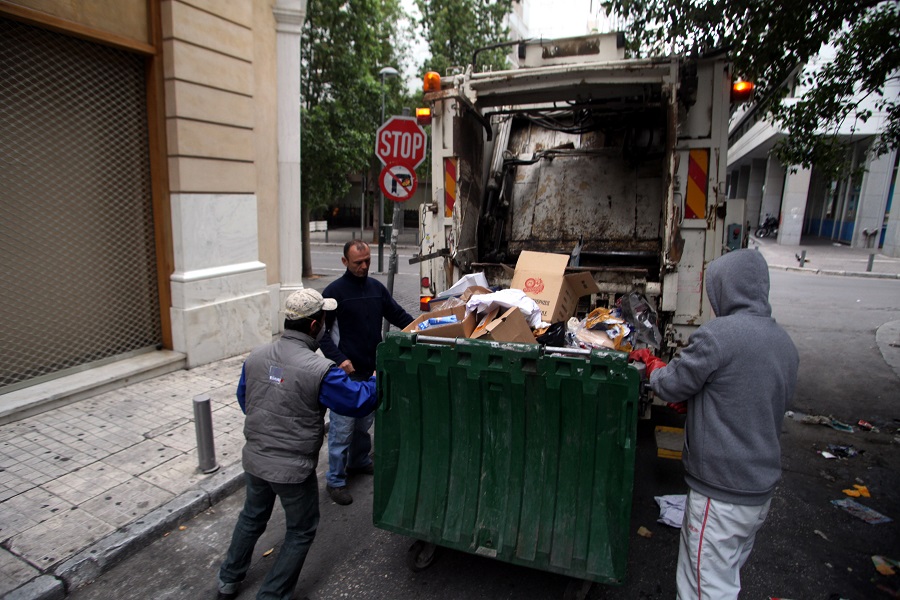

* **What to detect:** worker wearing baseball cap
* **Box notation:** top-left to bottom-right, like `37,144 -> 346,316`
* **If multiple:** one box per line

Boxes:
215,288 -> 378,600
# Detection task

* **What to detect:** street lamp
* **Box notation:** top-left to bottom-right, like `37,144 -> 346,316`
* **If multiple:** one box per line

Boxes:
377,66 -> 399,273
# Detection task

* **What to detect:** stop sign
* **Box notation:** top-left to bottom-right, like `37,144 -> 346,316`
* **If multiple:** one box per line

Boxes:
375,116 -> 427,169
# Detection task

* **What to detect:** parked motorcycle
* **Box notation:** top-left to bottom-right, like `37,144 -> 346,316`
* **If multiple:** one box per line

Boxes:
755,215 -> 779,238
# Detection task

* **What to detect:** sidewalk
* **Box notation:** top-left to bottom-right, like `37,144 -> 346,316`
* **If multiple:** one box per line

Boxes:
2,235 -> 899,599
750,235 -> 900,279
307,225 -> 418,248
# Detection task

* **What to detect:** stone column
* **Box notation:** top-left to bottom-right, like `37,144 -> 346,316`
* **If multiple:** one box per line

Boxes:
746,159 -> 767,228
854,149 -> 895,249
736,164 -> 751,199
273,0 -> 307,305
882,152 -> 900,258
761,155 -> 785,226
778,166 -> 811,246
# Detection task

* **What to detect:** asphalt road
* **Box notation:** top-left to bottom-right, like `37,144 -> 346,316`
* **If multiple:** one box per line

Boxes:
67,264 -> 900,600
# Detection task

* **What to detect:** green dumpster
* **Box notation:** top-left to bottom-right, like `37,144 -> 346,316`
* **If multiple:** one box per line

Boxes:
373,332 -> 640,584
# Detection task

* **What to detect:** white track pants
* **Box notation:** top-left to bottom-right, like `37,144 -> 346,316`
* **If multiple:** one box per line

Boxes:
675,488 -> 771,600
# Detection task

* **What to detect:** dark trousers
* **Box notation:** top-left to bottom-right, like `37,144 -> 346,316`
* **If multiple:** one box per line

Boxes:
218,472 -> 319,600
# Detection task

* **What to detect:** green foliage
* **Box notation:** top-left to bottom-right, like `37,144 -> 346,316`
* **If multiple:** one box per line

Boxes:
603,0 -> 900,179
301,0 -> 407,210
415,0 -> 514,76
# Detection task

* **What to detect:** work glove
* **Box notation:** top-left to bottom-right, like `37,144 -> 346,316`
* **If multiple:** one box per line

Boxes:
628,348 -> 667,377
628,349 -> 686,414
666,401 -> 687,414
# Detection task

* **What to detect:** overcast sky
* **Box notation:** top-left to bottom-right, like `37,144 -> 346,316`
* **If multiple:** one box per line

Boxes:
526,0 -> 600,38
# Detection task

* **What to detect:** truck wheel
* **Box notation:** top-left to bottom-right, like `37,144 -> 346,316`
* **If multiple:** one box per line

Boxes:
406,540 -> 439,572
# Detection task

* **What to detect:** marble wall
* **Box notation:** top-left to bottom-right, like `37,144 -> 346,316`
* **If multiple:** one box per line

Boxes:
169,194 -> 270,367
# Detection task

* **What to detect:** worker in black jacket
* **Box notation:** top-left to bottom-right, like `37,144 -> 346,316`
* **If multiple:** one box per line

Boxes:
318,240 -> 413,505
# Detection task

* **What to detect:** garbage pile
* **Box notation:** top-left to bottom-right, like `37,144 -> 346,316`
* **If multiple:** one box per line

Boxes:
406,250 -> 661,351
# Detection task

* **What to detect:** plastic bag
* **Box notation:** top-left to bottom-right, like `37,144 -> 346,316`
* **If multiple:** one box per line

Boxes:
429,296 -> 465,311
568,317 -> 617,350
535,322 -> 567,347
584,307 -> 631,348
619,292 -> 662,348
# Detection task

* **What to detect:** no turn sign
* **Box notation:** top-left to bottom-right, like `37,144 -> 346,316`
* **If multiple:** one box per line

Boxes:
379,163 -> 418,202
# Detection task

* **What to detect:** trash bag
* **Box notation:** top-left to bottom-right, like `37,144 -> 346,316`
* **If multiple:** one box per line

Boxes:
620,292 -> 662,348
535,321 -> 567,347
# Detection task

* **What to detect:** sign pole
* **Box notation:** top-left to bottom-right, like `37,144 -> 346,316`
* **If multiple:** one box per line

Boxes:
374,113 -> 427,318
383,111 -> 414,335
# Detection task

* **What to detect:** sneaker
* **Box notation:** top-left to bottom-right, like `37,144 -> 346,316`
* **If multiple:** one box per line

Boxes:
215,590 -> 237,600
326,485 -> 353,505
347,462 -> 374,476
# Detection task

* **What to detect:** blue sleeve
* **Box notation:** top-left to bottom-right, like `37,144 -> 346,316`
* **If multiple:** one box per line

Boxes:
319,367 -> 378,418
237,363 -> 247,414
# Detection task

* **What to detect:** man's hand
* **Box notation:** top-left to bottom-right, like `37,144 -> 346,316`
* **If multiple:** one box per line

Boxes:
628,348 -> 667,376
339,360 -> 355,375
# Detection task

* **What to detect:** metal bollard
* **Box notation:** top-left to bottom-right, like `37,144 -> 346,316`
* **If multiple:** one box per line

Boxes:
799,250 -> 807,267
867,253 -> 875,272
193,394 -> 220,473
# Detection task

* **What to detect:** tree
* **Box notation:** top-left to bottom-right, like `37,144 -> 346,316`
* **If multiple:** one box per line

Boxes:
415,0 -> 514,77
602,0 -> 900,179
301,0 -> 407,277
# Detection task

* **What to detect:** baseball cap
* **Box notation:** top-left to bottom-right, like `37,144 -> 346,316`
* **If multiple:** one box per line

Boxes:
283,289 -> 337,320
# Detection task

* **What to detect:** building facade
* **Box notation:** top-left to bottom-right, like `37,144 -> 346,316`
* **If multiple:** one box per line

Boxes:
0,0 -> 307,404
726,51 -> 900,257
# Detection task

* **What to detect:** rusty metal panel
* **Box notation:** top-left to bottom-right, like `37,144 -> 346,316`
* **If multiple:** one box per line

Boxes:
451,111 -> 487,272
505,125 -> 664,255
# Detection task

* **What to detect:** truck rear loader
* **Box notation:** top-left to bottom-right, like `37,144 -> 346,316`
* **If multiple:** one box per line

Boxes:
416,33 -> 745,347
373,34 -> 749,590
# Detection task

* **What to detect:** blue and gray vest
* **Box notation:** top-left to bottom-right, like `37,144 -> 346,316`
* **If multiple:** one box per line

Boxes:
241,329 -> 334,483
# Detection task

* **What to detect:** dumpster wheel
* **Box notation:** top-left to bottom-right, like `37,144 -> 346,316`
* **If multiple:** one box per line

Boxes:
563,578 -> 594,600
406,540 -> 439,572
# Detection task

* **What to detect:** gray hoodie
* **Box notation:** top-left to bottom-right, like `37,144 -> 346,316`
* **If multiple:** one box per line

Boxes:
649,249 -> 799,505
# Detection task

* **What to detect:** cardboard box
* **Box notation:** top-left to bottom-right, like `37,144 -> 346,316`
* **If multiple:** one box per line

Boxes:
403,305 -> 475,338
470,306 -> 537,344
509,251 -> 600,323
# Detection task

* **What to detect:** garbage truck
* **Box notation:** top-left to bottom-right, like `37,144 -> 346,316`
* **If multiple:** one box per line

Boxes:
373,34 -> 749,589
414,33 -> 746,349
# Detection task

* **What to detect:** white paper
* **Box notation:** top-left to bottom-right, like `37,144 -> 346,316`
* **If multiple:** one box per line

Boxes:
465,289 -> 543,328
654,494 -> 687,528
436,273 -> 489,299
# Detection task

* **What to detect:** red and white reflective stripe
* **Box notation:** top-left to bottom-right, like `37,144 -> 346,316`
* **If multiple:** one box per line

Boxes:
444,157 -> 457,218
696,497 -> 712,599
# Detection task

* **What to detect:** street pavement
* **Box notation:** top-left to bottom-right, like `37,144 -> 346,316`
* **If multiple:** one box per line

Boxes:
1,230 -> 899,599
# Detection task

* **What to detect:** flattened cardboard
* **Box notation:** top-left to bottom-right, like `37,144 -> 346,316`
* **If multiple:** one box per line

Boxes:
510,251 -> 600,323
470,306 -> 537,344
403,304 -> 475,338
471,307 -> 500,337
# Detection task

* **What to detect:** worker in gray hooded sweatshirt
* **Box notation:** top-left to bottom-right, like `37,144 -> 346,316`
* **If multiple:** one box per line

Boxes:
630,249 -> 799,600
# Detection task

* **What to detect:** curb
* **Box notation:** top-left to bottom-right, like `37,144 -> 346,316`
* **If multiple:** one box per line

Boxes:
9,463 -> 245,599
768,264 -> 900,279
